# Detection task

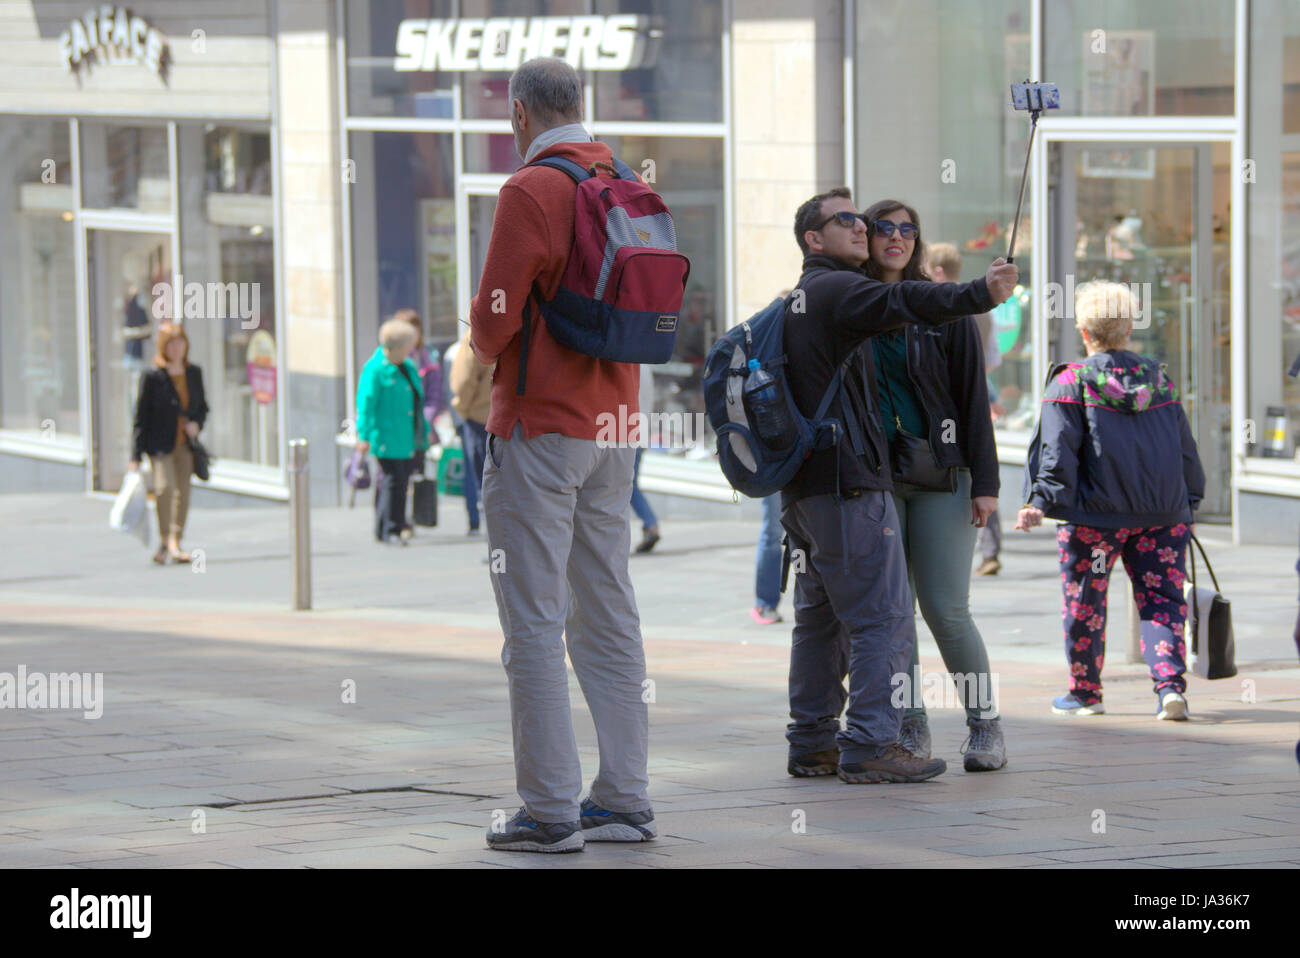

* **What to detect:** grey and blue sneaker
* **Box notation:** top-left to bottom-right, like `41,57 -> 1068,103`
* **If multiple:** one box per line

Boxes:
485,807 -> 584,854
579,797 -> 657,842
960,717 -> 1007,771
1052,693 -> 1105,715
897,716 -> 932,759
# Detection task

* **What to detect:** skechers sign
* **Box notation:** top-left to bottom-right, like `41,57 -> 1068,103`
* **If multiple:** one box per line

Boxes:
59,5 -> 170,82
393,16 -> 658,72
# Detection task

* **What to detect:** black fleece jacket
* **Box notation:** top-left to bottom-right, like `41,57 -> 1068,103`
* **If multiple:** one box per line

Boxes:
131,364 -> 208,460
878,318 -> 1001,499
781,254 -> 995,507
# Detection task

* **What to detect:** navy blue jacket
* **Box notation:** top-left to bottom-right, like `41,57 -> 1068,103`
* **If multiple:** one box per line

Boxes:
1023,350 -> 1204,528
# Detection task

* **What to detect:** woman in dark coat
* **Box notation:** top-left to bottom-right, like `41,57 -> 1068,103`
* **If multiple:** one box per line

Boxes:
129,322 -> 208,565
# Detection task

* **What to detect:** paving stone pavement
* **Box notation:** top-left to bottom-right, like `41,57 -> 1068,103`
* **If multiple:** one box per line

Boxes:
0,491 -> 1297,868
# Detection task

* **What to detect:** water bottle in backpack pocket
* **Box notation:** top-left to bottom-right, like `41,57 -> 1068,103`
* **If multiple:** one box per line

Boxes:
742,359 -> 797,451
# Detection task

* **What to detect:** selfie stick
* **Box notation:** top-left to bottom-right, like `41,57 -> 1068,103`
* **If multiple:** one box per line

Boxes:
1006,81 -> 1046,265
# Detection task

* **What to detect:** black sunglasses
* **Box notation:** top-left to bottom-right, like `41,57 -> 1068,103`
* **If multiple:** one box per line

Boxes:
870,220 -> 920,240
813,210 -> 868,231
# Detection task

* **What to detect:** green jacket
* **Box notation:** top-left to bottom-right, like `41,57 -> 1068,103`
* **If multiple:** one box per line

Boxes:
356,347 -> 429,460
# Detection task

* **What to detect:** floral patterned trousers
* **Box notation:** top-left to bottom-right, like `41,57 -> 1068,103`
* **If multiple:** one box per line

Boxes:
1057,522 -> 1191,704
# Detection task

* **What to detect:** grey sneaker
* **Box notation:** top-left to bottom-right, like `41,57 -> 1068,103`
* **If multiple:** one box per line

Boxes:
897,716 -> 931,759
579,797 -> 656,841
485,807 -> 584,854
960,717 -> 1007,772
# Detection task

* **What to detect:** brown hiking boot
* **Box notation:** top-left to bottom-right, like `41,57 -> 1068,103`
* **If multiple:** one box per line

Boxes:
787,748 -> 840,777
837,744 -> 947,783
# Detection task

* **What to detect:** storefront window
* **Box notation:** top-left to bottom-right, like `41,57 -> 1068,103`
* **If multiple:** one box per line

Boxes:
854,0 -> 1035,434
461,0 -> 585,120
1247,1 -> 1300,461
463,132 -> 520,173
602,134 -> 723,435
349,131 -> 457,372
177,123 -> 279,468
593,0 -> 722,123
1043,0 -> 1235,117
80,121 -> 170,212
346,0 -> 456,118
0,117 -> 78,442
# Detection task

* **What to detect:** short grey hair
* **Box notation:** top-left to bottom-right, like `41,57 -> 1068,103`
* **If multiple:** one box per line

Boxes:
509,57 -> 583,127
378,318 -> 418,356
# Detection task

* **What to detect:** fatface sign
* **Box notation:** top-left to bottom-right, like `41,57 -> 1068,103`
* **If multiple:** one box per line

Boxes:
59,6 -> 170,82
394,15 -> 656,72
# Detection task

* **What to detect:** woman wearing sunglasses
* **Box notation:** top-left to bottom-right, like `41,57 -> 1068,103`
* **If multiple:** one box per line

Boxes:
861,198 -> 1006,772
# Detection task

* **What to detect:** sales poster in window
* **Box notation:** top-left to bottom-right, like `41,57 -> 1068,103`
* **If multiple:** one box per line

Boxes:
1081,30 -> 1155,178
420,198 -> 457,343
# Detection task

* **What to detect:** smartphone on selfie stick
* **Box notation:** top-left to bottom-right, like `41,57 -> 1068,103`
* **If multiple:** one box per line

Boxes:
1006,81 -> 1060,264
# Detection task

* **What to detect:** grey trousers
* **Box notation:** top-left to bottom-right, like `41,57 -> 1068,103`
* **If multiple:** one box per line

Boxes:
481,424 -> 650,823
781,491 -> 915,764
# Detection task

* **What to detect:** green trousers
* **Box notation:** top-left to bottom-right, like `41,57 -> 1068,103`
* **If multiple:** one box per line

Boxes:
892,469 -> 999,722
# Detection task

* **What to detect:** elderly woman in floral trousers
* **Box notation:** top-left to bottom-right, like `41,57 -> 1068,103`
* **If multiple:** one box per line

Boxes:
1018,281 -> 1205,721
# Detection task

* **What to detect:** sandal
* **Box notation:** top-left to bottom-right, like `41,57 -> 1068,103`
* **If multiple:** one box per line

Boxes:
167,546 -> 192,564
152,548 -> 168,565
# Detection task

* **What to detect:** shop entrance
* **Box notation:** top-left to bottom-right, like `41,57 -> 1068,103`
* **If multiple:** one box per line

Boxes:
85,226 -> 172,494
1047,140 -> 1232,521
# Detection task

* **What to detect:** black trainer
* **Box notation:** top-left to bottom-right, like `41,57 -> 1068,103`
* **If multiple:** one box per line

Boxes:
485,807 -> 584,853
787,748 -> 840,777
838,744 -> 947,783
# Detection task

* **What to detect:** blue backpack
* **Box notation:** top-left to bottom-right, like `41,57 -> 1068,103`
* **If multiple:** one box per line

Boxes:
703,295 -> 860,498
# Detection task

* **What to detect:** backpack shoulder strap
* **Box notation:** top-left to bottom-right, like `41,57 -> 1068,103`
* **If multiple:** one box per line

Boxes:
611,156 -> 641,182
529,155 -> 591,183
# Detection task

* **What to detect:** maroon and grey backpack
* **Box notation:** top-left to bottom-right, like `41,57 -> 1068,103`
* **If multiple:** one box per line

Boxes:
516,153 -> 691,394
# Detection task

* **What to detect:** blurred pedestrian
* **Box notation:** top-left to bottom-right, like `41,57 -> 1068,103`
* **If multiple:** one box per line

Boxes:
450,327 -> 491,535
355,317 -> 430,545
128,322 -> 208,565
863,207 -> 1006,772
1019,280 -> 1205,720
751,494 -> 783,624
630,364 -> 660,553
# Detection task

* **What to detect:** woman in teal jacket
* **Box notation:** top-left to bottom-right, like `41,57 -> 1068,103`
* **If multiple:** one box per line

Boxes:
356,318 -> 430,543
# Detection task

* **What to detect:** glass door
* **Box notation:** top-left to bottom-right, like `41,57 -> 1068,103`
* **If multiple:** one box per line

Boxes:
456,181 -> 503,335
86,227 -> 172,493
1050,141 -> 1231,520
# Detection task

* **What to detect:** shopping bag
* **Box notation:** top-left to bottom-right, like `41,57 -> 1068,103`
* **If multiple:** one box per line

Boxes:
1184,534 -> 1237,680
110,470 -> 146,533
411,474 -> 438,527
436,445 -> 466,498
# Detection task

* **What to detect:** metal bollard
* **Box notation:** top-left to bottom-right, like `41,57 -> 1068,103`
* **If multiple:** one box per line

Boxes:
1126,568 -> 1142,663
289,439 -> 311,610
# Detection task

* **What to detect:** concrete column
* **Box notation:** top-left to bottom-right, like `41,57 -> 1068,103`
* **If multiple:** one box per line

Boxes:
732,0 -> 845,323
274,0 -> 345,505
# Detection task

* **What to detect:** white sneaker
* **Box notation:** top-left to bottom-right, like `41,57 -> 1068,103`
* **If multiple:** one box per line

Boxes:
1156,691 -> 1189,721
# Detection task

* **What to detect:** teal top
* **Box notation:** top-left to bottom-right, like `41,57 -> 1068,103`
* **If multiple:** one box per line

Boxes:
871,329 -> 927,444
355,347 -> 429,460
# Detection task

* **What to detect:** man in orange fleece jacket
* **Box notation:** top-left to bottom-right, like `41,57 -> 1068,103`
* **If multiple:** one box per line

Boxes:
470,57 -> 654,854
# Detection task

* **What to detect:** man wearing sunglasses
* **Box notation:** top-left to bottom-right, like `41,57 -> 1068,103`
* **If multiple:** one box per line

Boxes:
780,187 -> 1018,784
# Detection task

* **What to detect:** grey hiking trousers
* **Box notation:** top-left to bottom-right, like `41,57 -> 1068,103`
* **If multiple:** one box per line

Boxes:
781,491 -> 915,764
481,424 -> 650,823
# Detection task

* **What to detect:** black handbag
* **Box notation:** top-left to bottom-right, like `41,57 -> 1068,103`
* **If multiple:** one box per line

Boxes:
188,437 -> 213,482
1185,533 -> 1236,679
891,428 -> 956,493
411,473 -> 438,527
